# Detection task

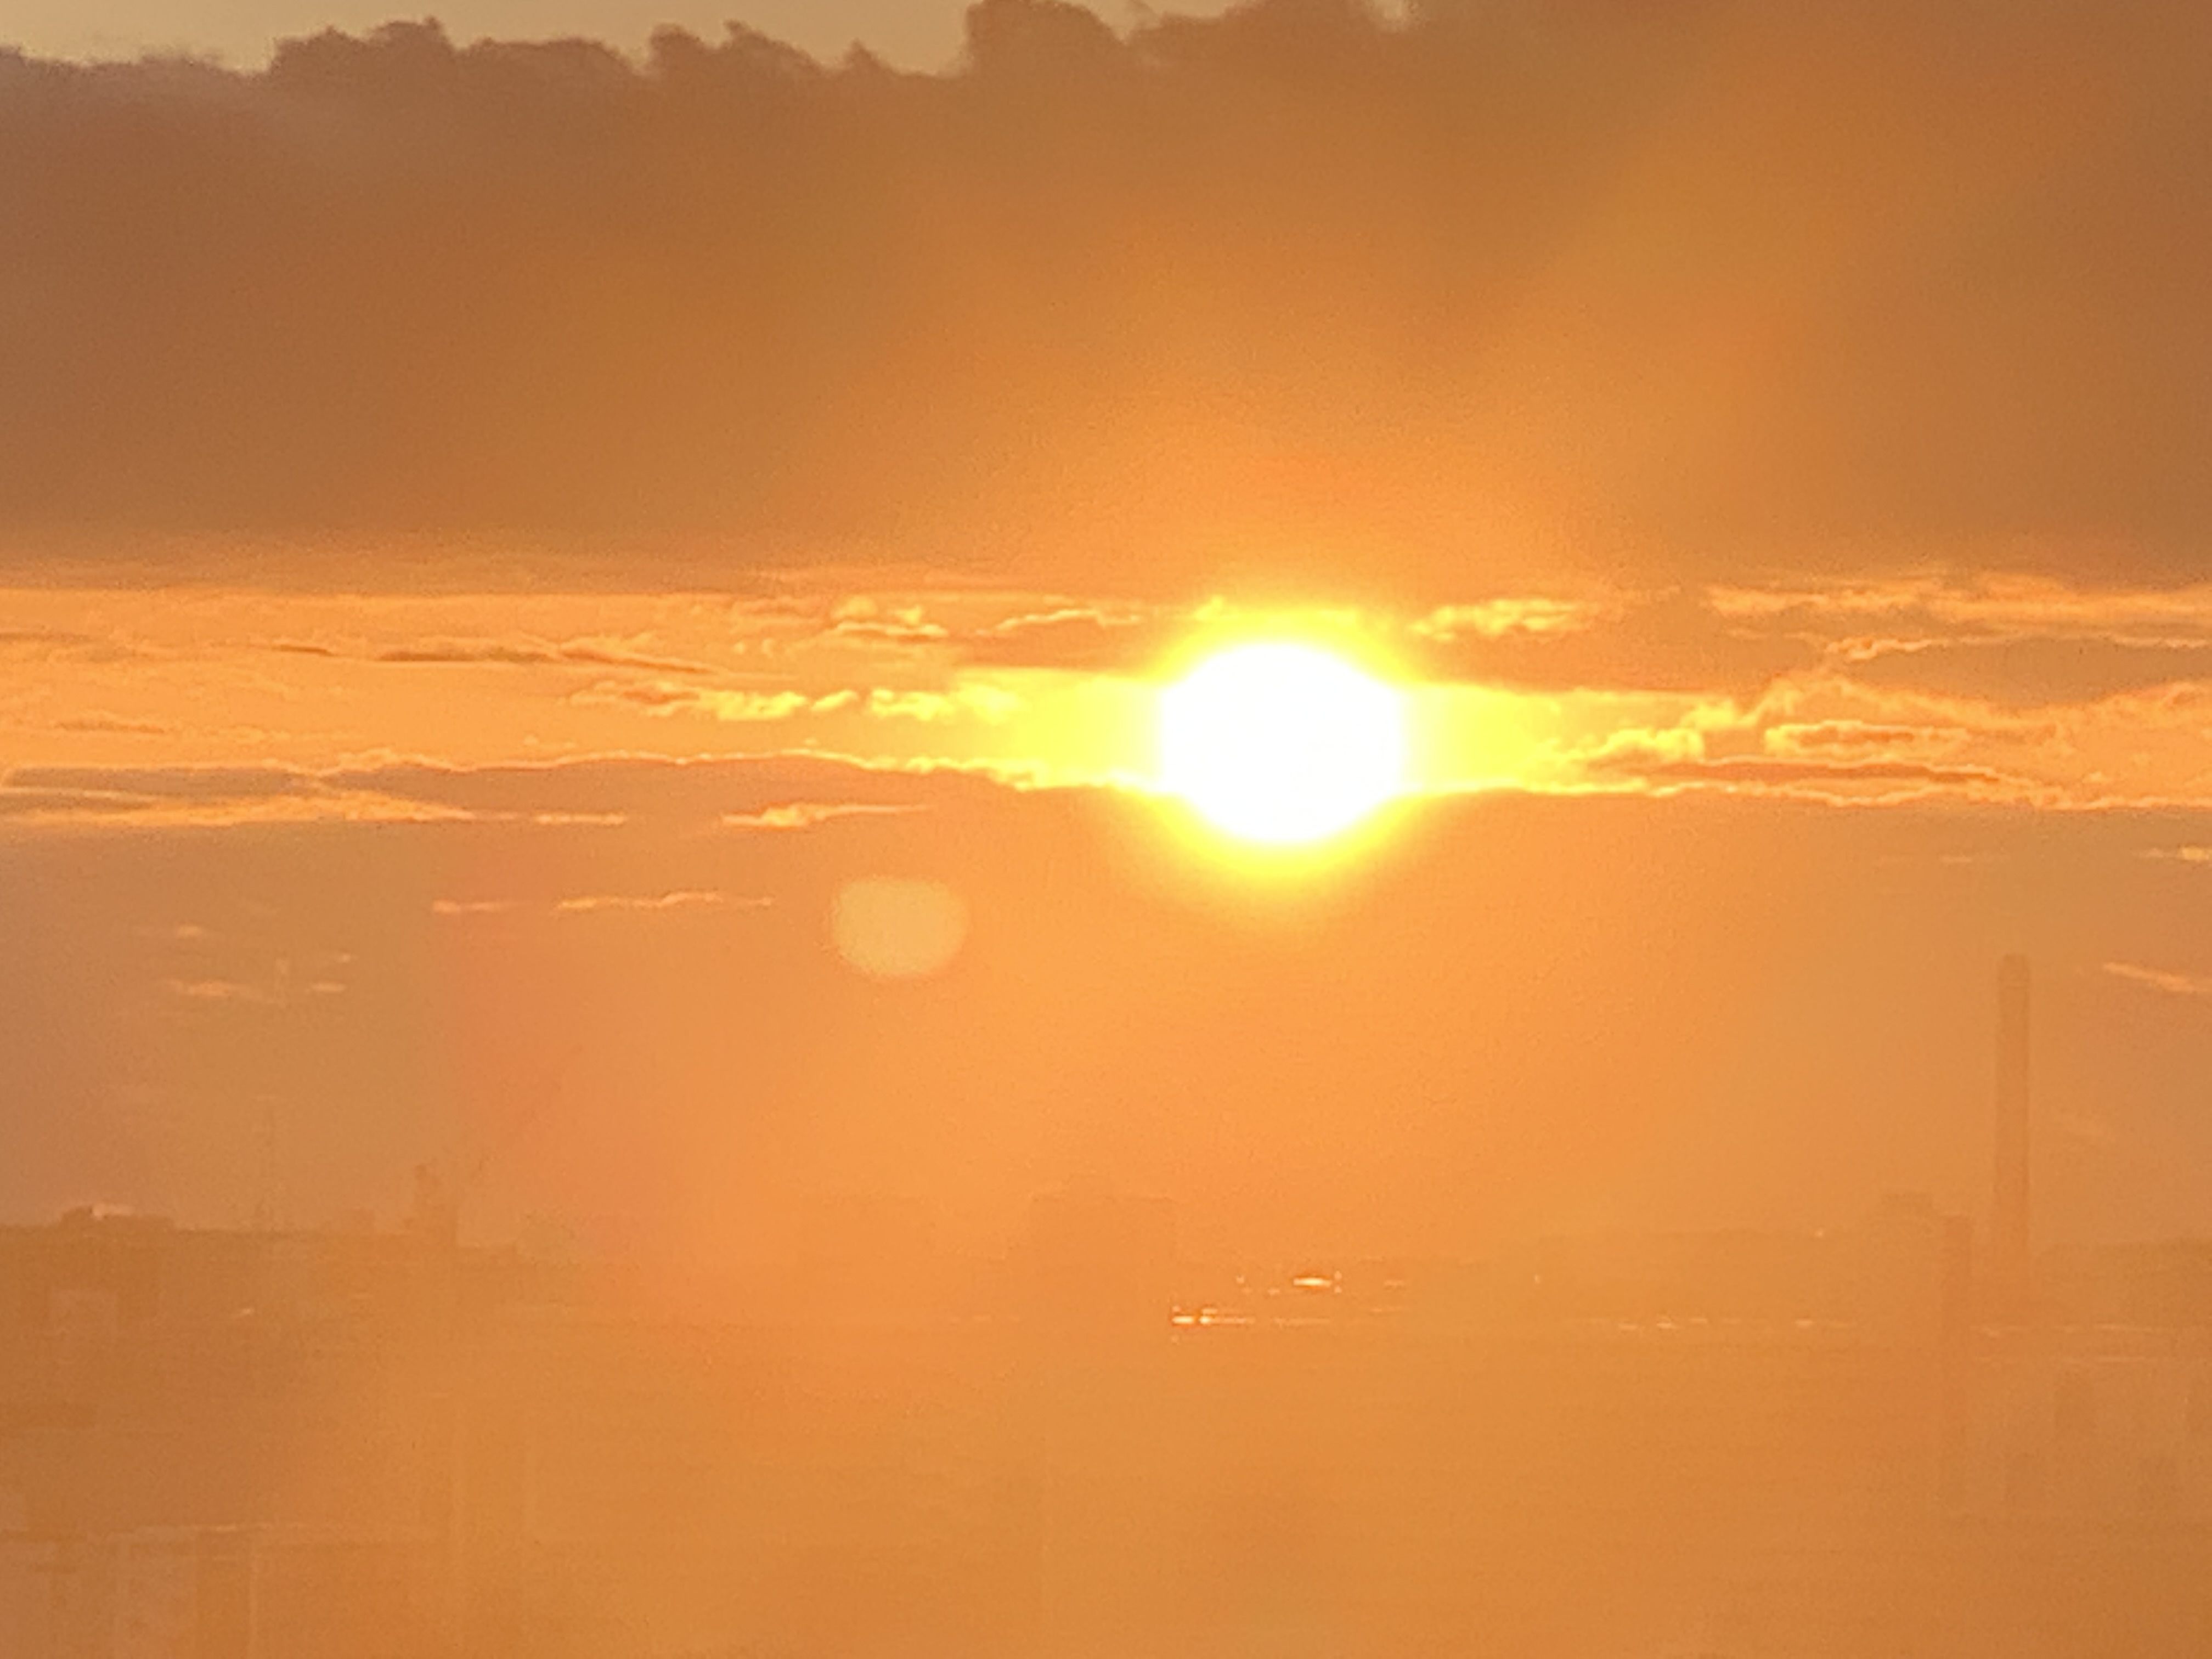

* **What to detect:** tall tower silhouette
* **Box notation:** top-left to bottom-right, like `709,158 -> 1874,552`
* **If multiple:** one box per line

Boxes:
1993,955 -> 2032,1304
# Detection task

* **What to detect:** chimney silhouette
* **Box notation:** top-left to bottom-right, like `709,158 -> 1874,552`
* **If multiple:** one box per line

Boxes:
1993,955 -> 2032,1303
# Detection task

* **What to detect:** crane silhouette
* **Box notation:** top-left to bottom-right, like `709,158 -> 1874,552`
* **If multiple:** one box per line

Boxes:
407,1044 -> 580,1248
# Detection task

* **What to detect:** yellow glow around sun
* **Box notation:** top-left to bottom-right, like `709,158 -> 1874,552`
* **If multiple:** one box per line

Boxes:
1158,642 -> 1407,845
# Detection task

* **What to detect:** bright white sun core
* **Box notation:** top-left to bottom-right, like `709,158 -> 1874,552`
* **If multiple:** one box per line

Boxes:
1157,642 -> 1408,846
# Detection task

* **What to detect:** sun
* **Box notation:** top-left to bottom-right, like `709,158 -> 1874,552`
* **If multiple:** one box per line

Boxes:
1158,642 -> 1408,845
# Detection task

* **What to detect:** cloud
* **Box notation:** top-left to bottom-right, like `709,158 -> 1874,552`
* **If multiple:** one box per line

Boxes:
1824,637 -> 2212,707
376,639 -> 712,673
1406,591 -> 1815,695
167,978 -> 344,1003
9,766 -> 317,801
959,606 -> 1171,672
0,753 -> 1003,831
1397,574 -> 2212,708
166,979 -> 282,1004
0,789 -> 162,818
0,628 -> 96,650
1577,726 -> 1708,771
1588,752 -> 2022,808
0,771 -> 483,828
317,753 -> 999,822
1761,721 -> 1967,761
570,680 -> 717,713
718,803 -> 926,830
567,683 -> 866,722
164,963 -> 346,1006
550,890 -> 764,915
432,890 -> 770,917
865,686 -> 1023,723
698,691 -> 819,722
1635,757 -> 2008,788
1713,576 -> 2212,637
1710,577 -> 2212,703
28,579 -> 2212,816
2103,961 -> 2212,1000
52,713 -> 174,737
2139,846 -> 2212,865
9,4 -> 2212,596
1409,599 -> 1613,645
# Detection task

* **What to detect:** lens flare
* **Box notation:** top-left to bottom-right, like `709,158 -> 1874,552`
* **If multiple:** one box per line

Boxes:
832,878 -> 969,979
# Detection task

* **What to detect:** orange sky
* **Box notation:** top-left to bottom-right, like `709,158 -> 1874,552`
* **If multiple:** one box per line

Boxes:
8,567 -> 2212,1264
7,2 -> 2212,1262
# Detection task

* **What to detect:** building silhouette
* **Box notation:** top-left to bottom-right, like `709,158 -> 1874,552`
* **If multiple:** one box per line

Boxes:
1993,953 -> 2033,1309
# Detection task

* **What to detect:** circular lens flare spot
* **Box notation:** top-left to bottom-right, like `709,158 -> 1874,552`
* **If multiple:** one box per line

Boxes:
1158,643 -> 1406,845
832,878 -> 969,980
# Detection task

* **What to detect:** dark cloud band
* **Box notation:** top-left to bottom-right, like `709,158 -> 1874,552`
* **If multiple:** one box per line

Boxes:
7,2 -> 2212,596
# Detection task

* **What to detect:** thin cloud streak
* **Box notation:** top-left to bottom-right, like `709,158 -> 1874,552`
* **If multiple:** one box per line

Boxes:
551,890 -> 766,914
2102,961 -> 2212,1000
0,753 -> 1012,832
718,803 -> 925,830
430,890 -> 770,917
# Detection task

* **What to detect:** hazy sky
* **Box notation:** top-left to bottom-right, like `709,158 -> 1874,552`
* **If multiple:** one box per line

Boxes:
6,0 -> 2212,1261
